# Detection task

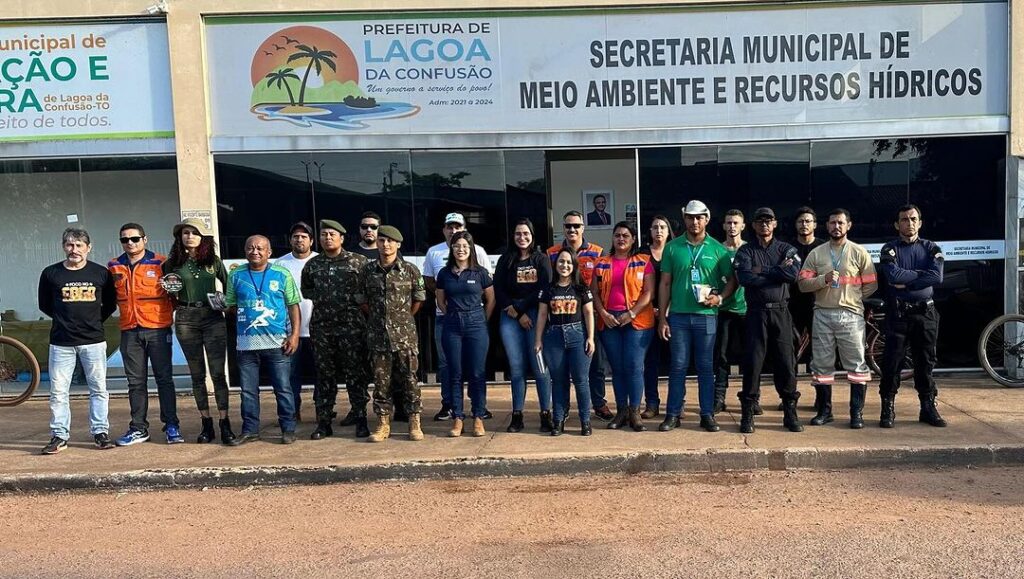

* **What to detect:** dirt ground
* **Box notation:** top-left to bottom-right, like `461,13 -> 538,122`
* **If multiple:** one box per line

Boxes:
0,467 -> 1021,578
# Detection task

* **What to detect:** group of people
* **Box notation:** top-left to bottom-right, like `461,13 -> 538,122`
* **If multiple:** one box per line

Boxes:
35,200 -> 947,454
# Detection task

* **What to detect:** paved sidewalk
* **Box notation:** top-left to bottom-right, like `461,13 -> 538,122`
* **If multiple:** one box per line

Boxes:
1,376 -> 1022,492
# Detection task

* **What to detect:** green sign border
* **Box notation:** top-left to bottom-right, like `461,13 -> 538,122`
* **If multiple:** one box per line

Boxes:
0,131 -> 175,143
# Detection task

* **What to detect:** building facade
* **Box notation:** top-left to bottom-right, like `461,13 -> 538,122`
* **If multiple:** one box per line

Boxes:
1,0 -> 1019,374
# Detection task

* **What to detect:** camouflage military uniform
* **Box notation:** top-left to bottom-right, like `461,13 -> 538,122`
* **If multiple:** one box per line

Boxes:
301,250 -> 370,420
357,257 -> 426,416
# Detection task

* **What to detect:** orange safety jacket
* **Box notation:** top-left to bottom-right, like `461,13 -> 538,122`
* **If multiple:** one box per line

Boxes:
108,250 -> 173,331
592,254 -> 655,331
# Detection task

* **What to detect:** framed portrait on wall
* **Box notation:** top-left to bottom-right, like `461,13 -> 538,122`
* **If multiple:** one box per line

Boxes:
583,189 -> 614,229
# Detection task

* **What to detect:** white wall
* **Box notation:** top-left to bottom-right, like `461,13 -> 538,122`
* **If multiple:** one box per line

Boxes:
549,153 -> 637,250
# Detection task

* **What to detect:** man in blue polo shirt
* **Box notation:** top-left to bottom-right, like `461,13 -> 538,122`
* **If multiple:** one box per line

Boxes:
225,234 -> 302,445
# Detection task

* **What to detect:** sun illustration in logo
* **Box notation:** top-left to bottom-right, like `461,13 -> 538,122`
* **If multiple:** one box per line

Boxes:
249,25 -> 419,130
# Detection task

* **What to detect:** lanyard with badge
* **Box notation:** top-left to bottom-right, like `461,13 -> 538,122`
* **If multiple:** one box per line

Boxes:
688,242 -> 704,284
248,267 -> 267,309
828,244 -> 846,288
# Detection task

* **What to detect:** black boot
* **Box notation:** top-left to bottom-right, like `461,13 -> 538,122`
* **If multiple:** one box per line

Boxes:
782,398 -> 804,432
627,406 -> 647,432
700,414 -> 720,432
713,383 -> 727,414
507,411 -> 525,433
355,414 -> 371,438
218,417 -> 236,446
880,394 -> 896,428
919,395 -> 947,427
551,418 -> 562,436
310,418 -> 333,440
539,411 -> 553,433
752,395 -> 764,416
197,417 -> 215,444
608,407 -> 628,430
810,384 -> 834,426
849,382 -> 866,429
658,415 -> 681,432
739,401 -> 755,434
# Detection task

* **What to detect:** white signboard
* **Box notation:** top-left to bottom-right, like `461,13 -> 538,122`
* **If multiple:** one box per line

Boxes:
0,21 -> 174,142
206,2 -> 1007,147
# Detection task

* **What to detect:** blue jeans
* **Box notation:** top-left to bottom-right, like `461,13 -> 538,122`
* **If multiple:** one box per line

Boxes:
644,334 -> 667,407
48,342 -> 109,439
442,310 -> 489,419
288,337 -> 313,415
238,348 -> 296,435
499,310 -> 552,412
667,313 -> 717,418
435,315 -> 451,406
544,322 -> 592,424
599,319 -> 654,409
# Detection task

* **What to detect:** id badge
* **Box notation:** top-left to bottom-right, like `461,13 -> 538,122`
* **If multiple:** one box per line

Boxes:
690,267 -> 701,284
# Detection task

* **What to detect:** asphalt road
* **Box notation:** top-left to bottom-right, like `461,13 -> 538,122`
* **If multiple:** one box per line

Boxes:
0,467 -> 1021,578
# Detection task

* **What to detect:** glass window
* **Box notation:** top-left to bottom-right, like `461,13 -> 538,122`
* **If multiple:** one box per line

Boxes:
718,142 -> 810,238
811,139 -> 908,243
214,153 -> 315,259
311,152 -> 414,254
638,146 -> 718,239
503,150 -> 549,251
409,151 -> 506,255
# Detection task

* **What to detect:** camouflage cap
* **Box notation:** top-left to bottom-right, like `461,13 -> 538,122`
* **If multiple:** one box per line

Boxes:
319,219 -> 346,234
378,225 -> 403,242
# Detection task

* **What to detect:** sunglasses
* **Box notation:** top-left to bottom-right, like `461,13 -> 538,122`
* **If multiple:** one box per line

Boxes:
119,236 -> 143,244
563,223 -> 583,229
360,224 -> 379,230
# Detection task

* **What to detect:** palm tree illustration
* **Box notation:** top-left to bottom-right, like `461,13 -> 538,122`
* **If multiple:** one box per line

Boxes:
288,44 -> 337,105
264,67 -> 300,105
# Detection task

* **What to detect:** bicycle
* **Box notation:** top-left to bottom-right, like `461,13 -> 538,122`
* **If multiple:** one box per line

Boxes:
0,332 -> 42,407
978,313 -> 1024,387
794,298 -> 913,378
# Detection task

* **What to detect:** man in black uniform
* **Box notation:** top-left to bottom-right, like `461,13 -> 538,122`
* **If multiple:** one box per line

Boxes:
877,204 -> 946,428
790,207 -> 824,368
734,207 -> 803,434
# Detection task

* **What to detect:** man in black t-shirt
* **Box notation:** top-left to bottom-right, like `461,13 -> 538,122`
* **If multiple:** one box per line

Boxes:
789,207 -> 825,367
37,227 -> 118,454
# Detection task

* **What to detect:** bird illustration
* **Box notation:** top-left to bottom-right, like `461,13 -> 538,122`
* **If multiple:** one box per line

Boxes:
262,51 -> 273,56
281,35 -> 299,44
272,43 -> 286,51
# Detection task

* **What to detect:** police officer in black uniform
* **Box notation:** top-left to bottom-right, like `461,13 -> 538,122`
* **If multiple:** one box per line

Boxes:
733,207 -> 803,434
877,204 -> 946,428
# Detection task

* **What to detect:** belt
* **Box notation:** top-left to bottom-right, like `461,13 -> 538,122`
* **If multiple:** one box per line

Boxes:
176,302 -> 209,309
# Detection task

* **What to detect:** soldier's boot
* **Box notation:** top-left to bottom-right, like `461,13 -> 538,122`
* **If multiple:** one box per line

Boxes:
354,413 -> 371,438
219,418 -> 237,446
782,398 -> 804,433
408,413 -> 424,441
608,406 -> 628,430
810,384 -> 834,426
879,394 -> 896,428
739,401 -> 755,434
627,406 -> 646,432
367,415 -> 391,443
310,417 -> 333,440
849,382 -> 866,429
919,395 -> 947,427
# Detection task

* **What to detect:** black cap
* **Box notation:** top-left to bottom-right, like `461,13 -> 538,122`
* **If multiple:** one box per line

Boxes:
753,207 -> 776,220
289,221 -> 314,236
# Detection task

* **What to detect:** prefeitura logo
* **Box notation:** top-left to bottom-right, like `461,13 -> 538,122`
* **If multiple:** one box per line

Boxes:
249,25 -> 418,130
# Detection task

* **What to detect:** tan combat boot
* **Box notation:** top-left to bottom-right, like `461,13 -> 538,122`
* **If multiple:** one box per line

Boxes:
408,413 -> 424,441
472,417 -> 486,437
367,415 -> 391,443
449,417 -> 464,438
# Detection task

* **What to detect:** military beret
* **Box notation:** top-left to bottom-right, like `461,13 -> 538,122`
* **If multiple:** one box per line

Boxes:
319,219 -> 346,234
378,225 -> 403,242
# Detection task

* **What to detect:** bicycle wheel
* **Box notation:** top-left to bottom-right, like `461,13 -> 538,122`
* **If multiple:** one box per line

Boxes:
978,314 -> 1024,387
0,335 -> 41,407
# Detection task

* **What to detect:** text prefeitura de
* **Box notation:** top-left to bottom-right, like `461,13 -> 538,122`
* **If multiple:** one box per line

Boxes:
590,33 -> 884,68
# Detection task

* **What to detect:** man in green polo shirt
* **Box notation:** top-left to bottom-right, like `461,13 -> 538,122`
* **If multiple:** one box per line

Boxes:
656,200 -> 737,433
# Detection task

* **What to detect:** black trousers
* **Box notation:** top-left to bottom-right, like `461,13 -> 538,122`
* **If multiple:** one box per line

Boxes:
740,305 -> 799,403
879,306 -> 939,398
714,310 -> 745,393
121,327 -> 178,432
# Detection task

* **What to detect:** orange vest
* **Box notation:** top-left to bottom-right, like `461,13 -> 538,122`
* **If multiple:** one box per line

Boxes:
592,254 -> 655,331
108,251 -> 173,330
547,241 -> 604,286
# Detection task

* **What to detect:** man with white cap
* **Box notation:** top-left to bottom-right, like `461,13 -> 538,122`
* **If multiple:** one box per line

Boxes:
657,200 -> 737,433
422,211 -> 493,421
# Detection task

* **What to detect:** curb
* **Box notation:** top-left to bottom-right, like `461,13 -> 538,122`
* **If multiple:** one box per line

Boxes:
3,444 -> 1024,493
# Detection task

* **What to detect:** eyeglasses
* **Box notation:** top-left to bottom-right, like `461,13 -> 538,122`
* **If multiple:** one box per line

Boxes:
119,236 -> 143,244
563,223 -> 583,229
360,224 -> 379,230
